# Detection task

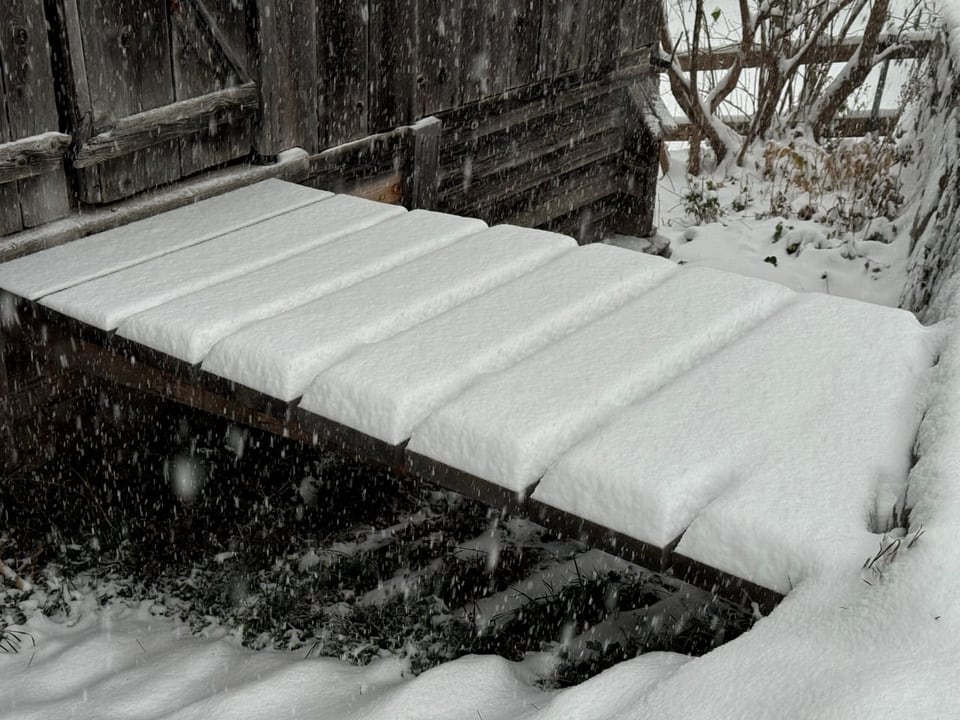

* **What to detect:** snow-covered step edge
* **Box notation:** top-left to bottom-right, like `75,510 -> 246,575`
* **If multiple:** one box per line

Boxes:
115,210 -> 487,365
40,195 -> 405,330
203,225 -> 577,402
406,267 -> 796,497
532,294 -> 941,595
0,179 -> 329,301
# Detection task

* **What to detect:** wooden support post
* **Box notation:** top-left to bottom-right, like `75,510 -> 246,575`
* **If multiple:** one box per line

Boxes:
615,82 -> 660,238
254,0 -> 319,157
404,117 -> 442,210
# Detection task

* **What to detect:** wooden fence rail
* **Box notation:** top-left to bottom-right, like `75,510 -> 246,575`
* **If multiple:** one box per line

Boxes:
671,30 -> 934,72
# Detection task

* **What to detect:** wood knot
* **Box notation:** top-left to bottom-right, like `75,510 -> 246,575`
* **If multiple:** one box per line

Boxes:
13,26 -> 28,46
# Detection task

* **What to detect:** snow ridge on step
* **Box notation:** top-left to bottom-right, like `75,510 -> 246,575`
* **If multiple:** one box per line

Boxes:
301,243 -> 677,445
0,180 -> 328,301
534,294 -> 938,593
115,210 -> 486,364
407,267 -> 796,495
39,195 -> 404,330
202,225 -> 576,401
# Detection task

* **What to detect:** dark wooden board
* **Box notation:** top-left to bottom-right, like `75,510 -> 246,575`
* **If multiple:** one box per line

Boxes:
367,0 -> 418,132
255,0 -> 319,155
0,133 -> 72,184
538,0 -> 587,77
319,0 -> 369,147
73,0 -> 182,202
0,0 -> 71,229
171,0 -> 253,176
417,0 -> 463,116
404,118 -> 442,210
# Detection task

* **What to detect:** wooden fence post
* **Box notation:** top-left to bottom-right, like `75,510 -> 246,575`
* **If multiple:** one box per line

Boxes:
403,117 -> 442,210
254,0 -> 319,157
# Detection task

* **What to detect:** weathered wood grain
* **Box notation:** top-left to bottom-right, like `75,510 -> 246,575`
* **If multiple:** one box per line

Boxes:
0,78 -> 23,236
66,0 -> 182,202
0,133 -> 72,184
404,118 -> 442,210
171,0 -> 253,176
417,0 -> 463,116
319,0 -> 369,147
616,83 -> 659,238
368,0 -> 418,131
255,0 -> 319,156
0,0 -> 71,230
72,84 -> 259,169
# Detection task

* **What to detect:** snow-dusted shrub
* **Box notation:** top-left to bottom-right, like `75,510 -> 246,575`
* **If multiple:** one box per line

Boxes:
683,178 -> 723,224
760,136 -> 904,232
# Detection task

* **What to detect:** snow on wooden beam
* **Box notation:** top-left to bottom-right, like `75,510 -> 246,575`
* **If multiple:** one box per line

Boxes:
72,83 -> 259,169
0,133 -> 72,184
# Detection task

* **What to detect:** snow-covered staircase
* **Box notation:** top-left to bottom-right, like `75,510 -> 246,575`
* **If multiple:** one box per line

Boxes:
0,179 -> 941,601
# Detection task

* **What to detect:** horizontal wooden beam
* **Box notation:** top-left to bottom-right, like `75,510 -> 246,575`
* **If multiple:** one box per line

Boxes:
72,82 -> 259,168
0,133 -> 72,184
664,108 -> 899,141
673,32 -> 934,72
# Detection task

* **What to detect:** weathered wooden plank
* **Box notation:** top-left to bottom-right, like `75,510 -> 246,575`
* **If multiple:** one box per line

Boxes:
69,0 -> 182,202
171,0 -> 253,176
618,0 -> 641,53
440,94 -> 622,184
72,84 -> 259,168
439,72 -> 624,143
538,0 -> 588,77
417,0 -> 463,115
634,0 -> 661,49
255,0 -> 319,156
461,0 -> 541,101
404,118 -> 442,210
0,133 -> 72,184
586,0 -> 622,69
368,0 -> 418,131
442,129 -> 622,218
501,162 -> 620,228
319,0 -> 369,147
0,0 -> 71,228
616,83 -> 659,238
0,71 -> 23,236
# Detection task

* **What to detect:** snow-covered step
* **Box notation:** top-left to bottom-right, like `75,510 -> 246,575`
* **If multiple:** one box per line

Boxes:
535,294 -> 939,594
407,268 -> 794,496
116,210 -> 486,364
202,225 -> 576,401
300,244 -> 677,445
39,195 -> 404,330
0,179 -> 328,301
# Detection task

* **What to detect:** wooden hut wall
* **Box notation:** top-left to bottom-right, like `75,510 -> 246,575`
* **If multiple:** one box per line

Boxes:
0,0 -> 661,242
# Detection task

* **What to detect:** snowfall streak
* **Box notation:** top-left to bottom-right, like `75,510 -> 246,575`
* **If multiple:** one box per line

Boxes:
0,180 -> 938,610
